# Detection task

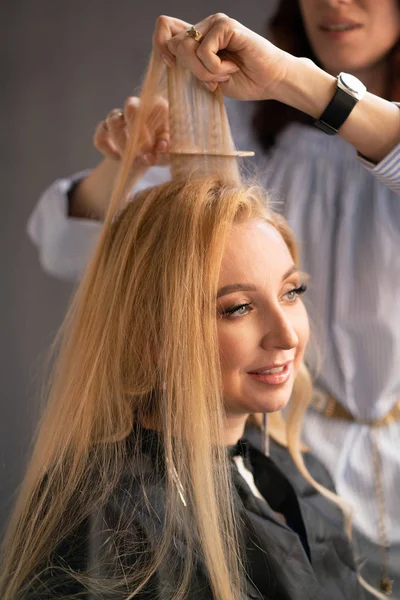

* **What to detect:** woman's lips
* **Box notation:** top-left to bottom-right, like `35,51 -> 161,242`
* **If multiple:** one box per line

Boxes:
248,362 -> 292,386
319,21 -> 362,41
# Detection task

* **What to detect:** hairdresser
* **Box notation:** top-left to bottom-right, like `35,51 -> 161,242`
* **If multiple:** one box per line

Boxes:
28,1 -> 400,595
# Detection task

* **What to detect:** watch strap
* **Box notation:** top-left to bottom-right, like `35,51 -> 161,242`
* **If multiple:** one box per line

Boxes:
314,86 -> 358,135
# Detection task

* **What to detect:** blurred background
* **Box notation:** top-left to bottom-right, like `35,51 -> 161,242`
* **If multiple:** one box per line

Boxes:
0,1 -> 277,534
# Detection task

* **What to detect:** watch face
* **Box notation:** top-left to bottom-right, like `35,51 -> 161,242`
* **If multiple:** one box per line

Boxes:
338,72 -> 367,99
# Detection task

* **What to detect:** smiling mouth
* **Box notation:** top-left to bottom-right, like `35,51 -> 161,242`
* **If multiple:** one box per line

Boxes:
248,363 -> 292,386
320,23 -> 362,33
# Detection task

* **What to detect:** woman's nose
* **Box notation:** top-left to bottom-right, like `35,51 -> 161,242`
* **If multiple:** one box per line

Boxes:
261,308 -> 299,351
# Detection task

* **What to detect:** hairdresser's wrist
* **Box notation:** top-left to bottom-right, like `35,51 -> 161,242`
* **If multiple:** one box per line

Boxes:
272,55 -> 336,118
69,157 -> 152,221
272,54 -> 400,162
68,159 -> 121,221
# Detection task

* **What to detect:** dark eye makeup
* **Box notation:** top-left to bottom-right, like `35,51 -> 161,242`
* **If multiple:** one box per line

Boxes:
220,302 -> 252,317
282,283 -> 307,302
219,283 -> 307,318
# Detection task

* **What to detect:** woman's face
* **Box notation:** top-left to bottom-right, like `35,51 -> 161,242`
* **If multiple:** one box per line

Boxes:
217,219 -> 309,420
298,0 -> 400,76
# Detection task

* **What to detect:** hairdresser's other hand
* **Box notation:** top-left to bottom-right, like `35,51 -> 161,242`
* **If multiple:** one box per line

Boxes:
94,96 -> 170,168
69,96 -> 170,221
154,13 -> 292,101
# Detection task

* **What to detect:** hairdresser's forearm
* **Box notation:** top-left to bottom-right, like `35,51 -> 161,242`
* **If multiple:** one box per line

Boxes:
276,55 -> 400,164
69,159 -> 120,220
69,159 -> 148,221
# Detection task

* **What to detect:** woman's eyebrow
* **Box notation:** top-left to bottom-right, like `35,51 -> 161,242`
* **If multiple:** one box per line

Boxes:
282,265 -> 298,281
217,267 -> 299,298
216,283 -> 257,299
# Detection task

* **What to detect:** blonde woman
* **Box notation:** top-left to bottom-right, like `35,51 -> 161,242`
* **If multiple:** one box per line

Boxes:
0,171 -> 366,598
27,5 -> 400,596
1,38 -> 369,596
7,9 -> 400,597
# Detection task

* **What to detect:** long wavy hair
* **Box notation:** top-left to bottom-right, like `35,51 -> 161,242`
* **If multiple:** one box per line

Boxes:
0,52 -> 349,600
253,0 -> 400,150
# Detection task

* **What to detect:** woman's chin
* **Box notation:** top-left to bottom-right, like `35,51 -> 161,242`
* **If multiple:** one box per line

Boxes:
260,394 -> 290,414
238,389 -> 293,416
224,377 -> 295,416
249,379 -> 294,414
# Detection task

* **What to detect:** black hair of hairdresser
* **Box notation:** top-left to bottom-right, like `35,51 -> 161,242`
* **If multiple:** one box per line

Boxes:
252,0 -> 400,152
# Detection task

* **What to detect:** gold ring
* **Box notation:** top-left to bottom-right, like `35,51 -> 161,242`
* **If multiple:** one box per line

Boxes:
186,26 -> 203,43
108,109 -> 124,120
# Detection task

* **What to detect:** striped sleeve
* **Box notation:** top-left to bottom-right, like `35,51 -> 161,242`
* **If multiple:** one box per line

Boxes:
357,102 -> 400,195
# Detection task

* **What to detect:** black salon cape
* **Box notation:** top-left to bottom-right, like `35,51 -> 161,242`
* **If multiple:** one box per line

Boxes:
28,427 -> 365,599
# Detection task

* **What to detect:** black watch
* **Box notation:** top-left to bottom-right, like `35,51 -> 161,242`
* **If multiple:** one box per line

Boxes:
314,72 -> 366,135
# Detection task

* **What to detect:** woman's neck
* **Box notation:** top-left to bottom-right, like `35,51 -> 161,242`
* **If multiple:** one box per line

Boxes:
141,412 -> 248,447
223,413 -> 248,446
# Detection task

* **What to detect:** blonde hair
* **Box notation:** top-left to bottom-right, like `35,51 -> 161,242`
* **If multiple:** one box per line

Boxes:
0,52 -> 351,600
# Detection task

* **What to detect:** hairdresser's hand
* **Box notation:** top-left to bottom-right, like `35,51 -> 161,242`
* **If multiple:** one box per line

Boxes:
94,96 -> 170,167
69,96 -> 170,221
154,13 -> 292,102
155,14 -> 400,169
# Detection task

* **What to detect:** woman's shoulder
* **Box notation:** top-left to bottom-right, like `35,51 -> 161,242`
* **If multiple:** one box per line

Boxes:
23,430 -> 166,598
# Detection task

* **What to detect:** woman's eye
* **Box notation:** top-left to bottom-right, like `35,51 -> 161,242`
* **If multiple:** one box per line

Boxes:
282,283 -> 307,303
221,303 -> 252,318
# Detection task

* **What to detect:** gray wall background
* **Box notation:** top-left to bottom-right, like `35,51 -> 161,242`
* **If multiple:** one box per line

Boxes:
0,1 -> 277,533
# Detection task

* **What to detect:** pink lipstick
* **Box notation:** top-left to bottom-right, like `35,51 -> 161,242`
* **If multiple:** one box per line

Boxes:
248,362 -> 292,386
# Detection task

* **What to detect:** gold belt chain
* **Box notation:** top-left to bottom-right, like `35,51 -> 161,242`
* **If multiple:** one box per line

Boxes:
311,394 -> 400,427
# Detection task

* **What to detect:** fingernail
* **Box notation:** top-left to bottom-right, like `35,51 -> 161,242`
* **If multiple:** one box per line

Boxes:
156,139 -> 168,152
161,54 -> 174,68
215,76 -> 230,83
